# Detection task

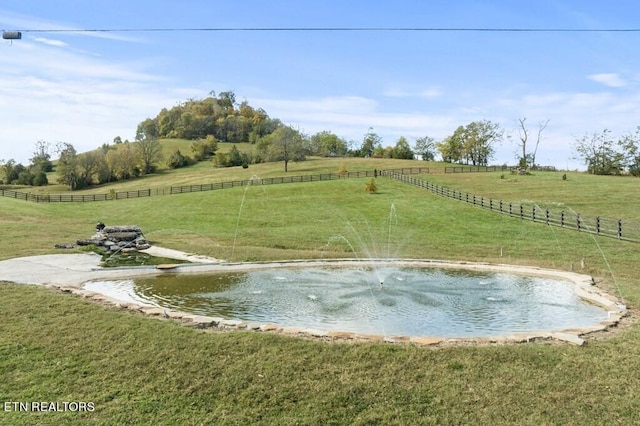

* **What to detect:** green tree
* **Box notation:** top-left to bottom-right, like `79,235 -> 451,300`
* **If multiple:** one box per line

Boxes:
76,151 -> 104,188
136,118 -> 159,141
436,127 -> 465,163
359,128 -> 382,158
167,149 -> 189,169
190,135 -> 219,161
392,136 -> 414,159
30,140 -> 53,172
463,120 -> 503,166
56,142 -> 80,190
107,143 -> 137,180
0,159 -> 20,184
258,126 -> 307,172
32,170 -> 48,186
135,138 -> 163,174
573,129 -> 625,175
227,145 -> 244,167
439,121 -> 503,166
413,136 -> 436,161
310,131 -> 349,156
17,169 -> 34,185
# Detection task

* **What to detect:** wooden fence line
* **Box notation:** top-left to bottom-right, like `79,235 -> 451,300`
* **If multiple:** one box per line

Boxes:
444,165 -> 557,173
382,172 -> 640,243
0,168 -> 429,202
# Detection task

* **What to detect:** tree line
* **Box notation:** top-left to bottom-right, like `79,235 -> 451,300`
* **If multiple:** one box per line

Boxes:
3,90 -> 640,190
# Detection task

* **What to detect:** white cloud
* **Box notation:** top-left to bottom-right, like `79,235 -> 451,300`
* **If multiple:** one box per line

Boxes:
382,87 -> 442,99
0,39 -> 198,163
32,37 -> 67,47
588,73 -> 627,88
253,94 -> 456,143
420,88 -> 442,98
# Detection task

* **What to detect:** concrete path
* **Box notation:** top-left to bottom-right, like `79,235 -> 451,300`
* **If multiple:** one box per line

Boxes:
0,247 -> 220,288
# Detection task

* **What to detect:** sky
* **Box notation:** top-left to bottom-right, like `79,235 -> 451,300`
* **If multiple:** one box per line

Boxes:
2,1 -> 640,169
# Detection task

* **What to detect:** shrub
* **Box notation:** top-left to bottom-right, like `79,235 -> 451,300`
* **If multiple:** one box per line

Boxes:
364,178 -> 378,194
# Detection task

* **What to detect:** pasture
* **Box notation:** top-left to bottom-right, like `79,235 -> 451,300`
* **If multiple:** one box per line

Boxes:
1,158 -> 638,424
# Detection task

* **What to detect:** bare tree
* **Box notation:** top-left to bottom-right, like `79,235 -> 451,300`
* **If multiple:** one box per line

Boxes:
531,119 -> 550,167
515,118 -> 549,168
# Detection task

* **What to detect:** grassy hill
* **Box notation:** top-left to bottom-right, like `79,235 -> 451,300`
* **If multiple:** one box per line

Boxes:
1,158 -> 640,424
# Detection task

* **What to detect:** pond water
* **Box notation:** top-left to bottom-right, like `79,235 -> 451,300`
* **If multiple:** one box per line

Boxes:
84,266 -> 608,338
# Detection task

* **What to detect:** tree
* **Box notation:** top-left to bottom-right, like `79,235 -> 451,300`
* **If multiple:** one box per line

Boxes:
364,178 -> 378,194
436,127 -> 465,163
619,127 -> 640,176
136,118 -> 158,141
413,136 -> 436,161
113,136 -> 123,144
392,136 -> 414,159
56,142 -> 80,190
257,126 -> 307,172
438,121 -> 502,166
0,159 -> 19,184
359,128 -> 382,158
190,135 -> 219,161
514,117 -> 549,168
309,131 -> 349,157
167,149 -> 189,169
463,120 -> 503,166
74,151 -> 100,189
573,129 -> 625,175
30,140 -> 53,172
135,138 -> 163,174
107,143 -> 137,180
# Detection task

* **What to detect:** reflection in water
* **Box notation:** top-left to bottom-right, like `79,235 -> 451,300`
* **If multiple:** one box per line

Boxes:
84,267 -> 608,338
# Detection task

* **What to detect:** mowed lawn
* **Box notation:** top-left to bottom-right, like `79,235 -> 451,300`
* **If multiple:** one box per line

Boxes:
1,159 -> 639,425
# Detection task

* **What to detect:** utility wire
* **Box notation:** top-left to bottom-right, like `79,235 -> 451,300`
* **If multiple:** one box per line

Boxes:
8,27 -> 640,33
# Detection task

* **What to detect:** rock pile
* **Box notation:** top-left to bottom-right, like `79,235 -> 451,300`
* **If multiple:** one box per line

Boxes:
77,224 -> 151,254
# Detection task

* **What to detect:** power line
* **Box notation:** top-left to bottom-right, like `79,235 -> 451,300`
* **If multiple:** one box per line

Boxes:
8,27 -> 640,34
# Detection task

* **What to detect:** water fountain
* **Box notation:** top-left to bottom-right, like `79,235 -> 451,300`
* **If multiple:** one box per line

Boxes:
82,201 -> 624,342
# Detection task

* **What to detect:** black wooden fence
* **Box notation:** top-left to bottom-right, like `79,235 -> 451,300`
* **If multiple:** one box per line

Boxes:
169,168 -> 427,195
0,188 -> 152,202
383,171 -> 640,242
0,168 -> 429,202
445,165 -> 557,173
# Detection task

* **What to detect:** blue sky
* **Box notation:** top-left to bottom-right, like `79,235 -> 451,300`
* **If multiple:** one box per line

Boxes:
1,1 -> 640,168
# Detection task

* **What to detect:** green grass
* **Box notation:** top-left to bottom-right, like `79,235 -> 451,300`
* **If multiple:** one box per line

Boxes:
424,170 -> 640,222
1,159 -> 640,424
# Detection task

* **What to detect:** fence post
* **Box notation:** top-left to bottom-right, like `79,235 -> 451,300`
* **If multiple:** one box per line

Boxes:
596,216 -> 601,234
490,199 -> 493,210
577,214 -> 581,231
532,206 -> 536,222
561,211 -> 565,227
520,205 -> 524,219
618,220 -> 623,239
545,209 -> 550,225
509,203 -> 512,216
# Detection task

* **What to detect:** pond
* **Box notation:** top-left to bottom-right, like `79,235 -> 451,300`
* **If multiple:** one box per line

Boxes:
84,265 -> 609,338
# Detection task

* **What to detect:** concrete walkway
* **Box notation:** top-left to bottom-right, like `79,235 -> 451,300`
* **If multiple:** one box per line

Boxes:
0,247 -> 220,288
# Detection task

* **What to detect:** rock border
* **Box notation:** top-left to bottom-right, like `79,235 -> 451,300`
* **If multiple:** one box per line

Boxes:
21,254 -> 628,347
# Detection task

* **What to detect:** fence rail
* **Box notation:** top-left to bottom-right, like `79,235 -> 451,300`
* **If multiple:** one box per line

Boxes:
444,165 -> 557,173
383,172 -> 640,242
0,168 -> 429,202
169,168 -> 428,195
0,188 -> 152,202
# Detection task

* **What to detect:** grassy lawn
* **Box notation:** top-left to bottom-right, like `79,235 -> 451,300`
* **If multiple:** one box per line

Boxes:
1,159 -> 639,424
